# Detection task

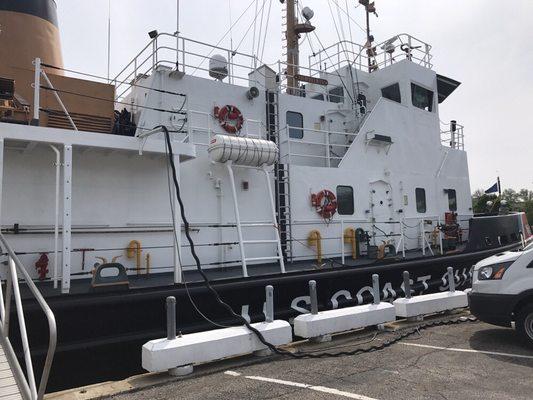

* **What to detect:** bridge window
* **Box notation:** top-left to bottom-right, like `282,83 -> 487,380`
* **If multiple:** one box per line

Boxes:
381,83 -> 401,103
287,111 -> 304,139
415,188 -> 427,213
411,83 -> 434,112
446,189 -> 457,211
337,186 -> 354,215
328,86 -> 344,103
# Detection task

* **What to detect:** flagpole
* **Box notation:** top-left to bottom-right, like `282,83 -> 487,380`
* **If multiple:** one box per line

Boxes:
498,176 -> 502,197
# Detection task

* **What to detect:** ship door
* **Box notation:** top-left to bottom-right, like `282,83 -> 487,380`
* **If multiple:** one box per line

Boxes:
369,180 -> 394,245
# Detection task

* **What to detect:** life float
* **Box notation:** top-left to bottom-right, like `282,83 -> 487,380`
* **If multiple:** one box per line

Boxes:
311,190 -> 338,220
214,105 -> 244,134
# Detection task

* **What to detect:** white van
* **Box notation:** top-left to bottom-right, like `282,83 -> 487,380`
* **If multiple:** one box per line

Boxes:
469,241 -> 533,346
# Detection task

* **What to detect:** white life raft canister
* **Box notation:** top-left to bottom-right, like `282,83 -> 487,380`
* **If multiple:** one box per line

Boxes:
208,134 -> 278,167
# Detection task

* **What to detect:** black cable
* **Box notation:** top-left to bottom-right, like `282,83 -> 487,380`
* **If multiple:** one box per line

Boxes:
161,124 -> 477,359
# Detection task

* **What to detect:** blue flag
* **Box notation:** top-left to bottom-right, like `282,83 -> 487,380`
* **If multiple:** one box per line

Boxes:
485,182 -> 499,194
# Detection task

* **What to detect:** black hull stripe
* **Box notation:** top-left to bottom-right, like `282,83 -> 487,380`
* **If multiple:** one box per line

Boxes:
0,0 -> 58,27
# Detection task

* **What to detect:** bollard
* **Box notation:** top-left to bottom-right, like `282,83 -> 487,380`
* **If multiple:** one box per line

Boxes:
166,296 -> 177,340
166,296 -> 193,376
309,280 -> 318,315
265,285 -> 274,323
254,285 -> 276,357
447,267 -> 455,293
403,271 -> 411,299
307,280 -> 331,343
372,274 -> 380,305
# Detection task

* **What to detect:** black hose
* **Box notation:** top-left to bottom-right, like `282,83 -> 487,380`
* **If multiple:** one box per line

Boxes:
161,125 -> 476,359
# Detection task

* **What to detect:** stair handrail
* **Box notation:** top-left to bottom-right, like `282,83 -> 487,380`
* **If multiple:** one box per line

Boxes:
0,232 -> 57,400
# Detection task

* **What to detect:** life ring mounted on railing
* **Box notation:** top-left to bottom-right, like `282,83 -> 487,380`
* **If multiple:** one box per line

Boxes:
214,105 -> 244,134
311,189 -> 338,221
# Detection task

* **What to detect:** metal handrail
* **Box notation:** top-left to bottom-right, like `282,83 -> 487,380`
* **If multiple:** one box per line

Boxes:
309,33 -> 433,73
0,232 -> 57,400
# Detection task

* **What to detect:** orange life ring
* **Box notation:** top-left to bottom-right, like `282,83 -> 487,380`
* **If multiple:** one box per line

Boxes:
214,105 -> 244,134
312,190 -> 337,220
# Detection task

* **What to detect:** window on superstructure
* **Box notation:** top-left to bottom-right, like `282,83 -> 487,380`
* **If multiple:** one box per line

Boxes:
446,189 -> 457,211
381,83 -> 401,103
328,86 -> 344,103
311,94 -> 325,101
415,188 -> 427,213
337,186 -> 354,215
287,111 -> 304,139
411,83 -> 434,112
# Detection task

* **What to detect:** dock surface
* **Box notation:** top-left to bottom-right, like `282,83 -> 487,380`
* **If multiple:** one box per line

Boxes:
103,321 -> 533,400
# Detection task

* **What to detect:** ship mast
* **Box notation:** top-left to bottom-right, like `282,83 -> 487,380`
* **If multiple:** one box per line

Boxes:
285,0 -> 298,93
284,0 -> 315,94
359,0 -> 378,72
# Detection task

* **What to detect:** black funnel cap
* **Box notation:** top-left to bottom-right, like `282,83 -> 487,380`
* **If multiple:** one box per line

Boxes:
0,0 -> 58,27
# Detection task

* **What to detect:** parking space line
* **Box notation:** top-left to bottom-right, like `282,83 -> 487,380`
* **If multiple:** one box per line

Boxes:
400,343 -> 533,360
224,371 -> 379,400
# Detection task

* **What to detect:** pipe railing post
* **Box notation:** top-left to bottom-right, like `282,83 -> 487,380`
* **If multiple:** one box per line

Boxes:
372,274 -> 380,305
32,58 -> 41,126
166,296 -> 177,340
340,219 -> 345,265
309,280 -> 318,315
447,267 -> 455,293
49,145 -> 61,289
403,271 -> 411,299
265,285 -> 274,323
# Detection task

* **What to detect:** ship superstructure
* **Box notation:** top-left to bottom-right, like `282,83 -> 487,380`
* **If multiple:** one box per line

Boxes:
0,0 -> 530,393
0,1 -> 478,293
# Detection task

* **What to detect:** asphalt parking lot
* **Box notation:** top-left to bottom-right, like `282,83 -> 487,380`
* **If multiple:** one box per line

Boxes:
108,319 -> 533,400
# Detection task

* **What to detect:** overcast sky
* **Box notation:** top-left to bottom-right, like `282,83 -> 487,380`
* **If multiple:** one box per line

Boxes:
56,0 -> 533,192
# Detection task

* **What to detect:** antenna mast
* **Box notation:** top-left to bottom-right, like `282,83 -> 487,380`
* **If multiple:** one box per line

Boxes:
107,0 -> 111,81
359,0 -> 378,72
285,0 -> 298,94
284,0 -> 315,95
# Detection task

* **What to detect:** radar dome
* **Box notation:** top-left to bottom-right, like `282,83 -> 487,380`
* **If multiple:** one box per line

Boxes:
209,54 -> 229,81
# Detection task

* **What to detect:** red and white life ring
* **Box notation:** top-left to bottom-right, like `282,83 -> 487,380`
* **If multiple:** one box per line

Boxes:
214,105 -> 244,134
311,190 -> 338,220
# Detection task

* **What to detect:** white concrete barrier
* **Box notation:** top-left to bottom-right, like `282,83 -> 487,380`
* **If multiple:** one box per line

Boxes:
294,302 -> 396,338
142,320 -> 292,372
293,275 -> 396,340
393,291 -> 468,318
393,268 -> 468,318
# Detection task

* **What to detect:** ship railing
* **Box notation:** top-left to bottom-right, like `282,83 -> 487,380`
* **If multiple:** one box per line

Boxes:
440,121 -> 464,150
32,58 -> 79,131
287,214 -> 472,263
111,33 -> 266,101
0,232 -> 57,400
308,34 -> 433,74
278,125 -> 358,167
182,109 -> 264,146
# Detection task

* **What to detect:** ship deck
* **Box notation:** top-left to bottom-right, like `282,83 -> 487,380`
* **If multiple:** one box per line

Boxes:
26,247 -> 454,299
48,315 -> 533,400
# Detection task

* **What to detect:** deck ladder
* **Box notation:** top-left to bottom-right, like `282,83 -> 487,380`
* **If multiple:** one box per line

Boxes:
225,162 -> 286,278
266,90 -> 293,263
0,232 -> 57,400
